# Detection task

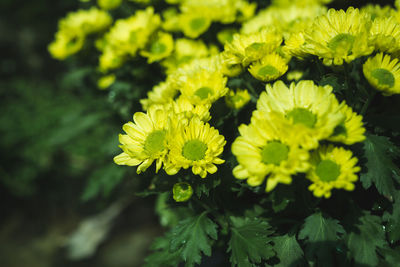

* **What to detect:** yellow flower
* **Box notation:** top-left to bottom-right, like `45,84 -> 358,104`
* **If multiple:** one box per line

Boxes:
217,29 -> 237,45
363,53 -> 400,95
97,74 -> 116,90
165,117 -> 226,178
369,17 -> 400,55
248,53 -> 288,82
179,12 -> 211,39
140,32 -> 174,63
173,182 -> 193,202
170,97 -> 211,124
328,103 -> 366,145
361,4 -> 394,20
256,80 -> 344,149
179,68 -> 228,105
223,28 -> 282,66
140,79 -> 179,110
306,145 -> 360,198
232,114 -> 310,192
286,70 -> 304,81
114,107 -> 170,174
48,32 -> 85,60
225,89 -> 251,109
303,7 -> 373,65
283,32 -> 308,59
97,0 -> 122,10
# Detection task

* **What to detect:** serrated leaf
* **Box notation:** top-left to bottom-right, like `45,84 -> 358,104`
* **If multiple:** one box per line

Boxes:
170,212 -> 218,267
347,212 -> 386,266
361,134 -> 400,198
378,247 -> 400,267
298,212 -> 345,266
273,234 -> 304,267
144,234 -> 182,267
228,217 -> 274,267
383,192 -> 400,244
194,176 -> 221,198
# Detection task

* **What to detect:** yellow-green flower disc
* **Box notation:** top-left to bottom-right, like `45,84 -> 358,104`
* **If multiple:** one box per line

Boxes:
179,12 -> 211,39
114,106 -> 170,174
248,53 -> 288,82
165,117 -> 226,178
303,7 -> 373,65
328,103 -> 366,145
225,89 -> 251,110
98,0 -> 122,10
173,182 -> 193,202
140,32 -> 174,63
232,114 -> 310,192
363,53 -> 400,95
306,145 -> 360,198
256,80 -> 344,149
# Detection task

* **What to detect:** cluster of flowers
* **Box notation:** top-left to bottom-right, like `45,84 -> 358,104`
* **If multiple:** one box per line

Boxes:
50,0 -> 400,198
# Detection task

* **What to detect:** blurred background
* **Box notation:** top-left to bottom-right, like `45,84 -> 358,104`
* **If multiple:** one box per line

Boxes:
0,0 -> 395,266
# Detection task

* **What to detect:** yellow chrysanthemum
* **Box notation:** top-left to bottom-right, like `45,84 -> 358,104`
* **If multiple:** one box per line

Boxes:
48,32 -> 85,60
114,107 -> 170,174
248,53 -> 288,82
286,70 -> 304,81
97,0 -> 122,10
179,12 -> 212,39
283,32 -> 308,59
217,29 -> 237,45
361,4 -> 394,20
225,89 -> 251,109
97,74 -> 116,90
140,79 -> 179,110
165,117 -> 226,178
232,114 -> 310,192
328,103 -> 365,145
303,7 -> 373,65
363,53 -> 400,95
140,32 -> 174,63
223,28 -> 283,66
179,68 -> 228,105
256,80 -> 344,149
170,96 -> 211,124
306,145 -> 360,198
369,17 -> 400,55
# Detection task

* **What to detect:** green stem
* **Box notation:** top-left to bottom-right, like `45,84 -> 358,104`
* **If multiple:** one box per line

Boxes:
192,197 -> 229,230
360,90 -> 377,116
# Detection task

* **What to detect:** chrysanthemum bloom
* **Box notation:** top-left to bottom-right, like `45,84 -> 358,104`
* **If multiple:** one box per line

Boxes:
114,107 -> 170,174
140,32 -> 174,63
306,145 -> 360,198
140,79 -> 179,110
179,68 -> 228,105
97,74 -> 116,90
165,117 -> 225,178
369,17 -> 400,55
232,114 -> 310,192
363,53 -> 400,95
97,0 -> 122,10
302,7 -> 374,65
170,97 -> 211,124
256,80 -> 344,149
222,28 -> 282,66
225,89 -> 251,109
328,103 -> 365,145
248,53 -> 288,82
178,11 -> 212,38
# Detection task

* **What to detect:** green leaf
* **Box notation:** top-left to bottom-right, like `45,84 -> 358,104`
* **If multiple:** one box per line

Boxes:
170,212 -> 218,267
346,212 -> 386,266
193,176 -> 221,198
383,192 -> 400,244
298,212 -> 345,266
361,134 -> 400,198
378,247 -> 400,267
228,217 -> 274,267
144,234 -> 182,267
273,234 -> 304,267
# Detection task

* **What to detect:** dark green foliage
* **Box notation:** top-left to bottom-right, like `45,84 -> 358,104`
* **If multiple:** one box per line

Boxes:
228,217 -> 274,267
273,234 -> 304,267
298,212 -> 345,266
383,192 -> 400,245
360,133 -> 400,198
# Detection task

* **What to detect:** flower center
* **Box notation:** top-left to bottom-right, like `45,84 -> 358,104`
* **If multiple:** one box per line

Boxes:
261,141 -> 289,165
190,17 -> 206,31
194,87 -> 214,100
332,123 -> 347,137
144,130 -> 166,154
182,139 -> 208,161
150,41 -> 167,54
315,160 -> 340,182
257,65 -> 279,77
371,68 -> 395,88
327,33 -> 355,53
286,108 -> 317,128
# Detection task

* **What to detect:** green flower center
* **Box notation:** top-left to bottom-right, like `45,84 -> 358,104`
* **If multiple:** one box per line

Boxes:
371,68 -> 395,88
129,31 -> 137,43
257,65 -> 279,77
144,130 -> 166,154
332,123 -> 347,137
261,141 -> 289,165
315,159 -> 341,182
150,41 -> 167,54
286,108 -> 317,128
327,33 -> 355,53
182,139 -> 208,161
247,42 -> 264,51
190,18 -> 206,31
194,87 -> 214,100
